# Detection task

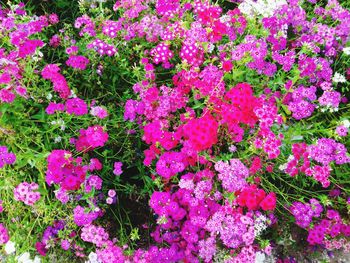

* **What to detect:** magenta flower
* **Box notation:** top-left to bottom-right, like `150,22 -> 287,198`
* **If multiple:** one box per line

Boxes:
113,162 -> 123,176
336,125 -> 348,137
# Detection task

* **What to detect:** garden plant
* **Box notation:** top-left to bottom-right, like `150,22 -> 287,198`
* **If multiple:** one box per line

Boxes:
0,0 -> 350,262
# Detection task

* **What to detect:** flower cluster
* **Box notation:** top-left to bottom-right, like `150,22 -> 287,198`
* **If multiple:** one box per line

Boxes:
284,143 -> 310,177
1,0 -> 350,262
90,106 -> 108,119
156,151 -> 186,179
0,6 -> 50,103
74,15 -> 96,37
65,98 -> 88,116
75,125 -> 109,152
150,42 -> 174,68
102,20 -> 122,38
307,138 -> 350,166
214,159 -> 249,192
0,223 -> 9,245
306,138 -> 349,187
66,55 -> 90,70
0,146 -> 16,168
14,182 -> 41,206
281,139 -> 349,187
46,150 -> 88,191
179,42 -> 204,67
183,114 -> 218,152
81,224 -> 109,247
46,98 -> 89,116
36,220 -> 66,256
289,199 -> 323,228
85,175 -> 103,193
73,205 -> 101,226
237,185 -> 276,211
287,85 -> 317,120
87,39 -> 117,56
41,64 -> 71,99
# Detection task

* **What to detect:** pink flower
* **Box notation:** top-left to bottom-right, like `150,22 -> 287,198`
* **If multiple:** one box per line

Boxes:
66,55 -> 89,70
61,240 -> 70,250
75,125 -> 109,152
106,197 -> 113,204
90,106 -> 108,119
260,192 -> 277,211
14,182 -> 41,206
48,13 -> 59,24
336,125 -> 348,137
108,189 -> 116,198
0,89 -> 16,103
113,162 -> 123,176
65,98 -> 88,116
0,223 -> 9,244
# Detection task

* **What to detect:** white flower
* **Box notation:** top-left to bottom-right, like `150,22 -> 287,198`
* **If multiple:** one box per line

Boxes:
332,72 -> 346,83
219,15 -> 230,23
342,119 -> 350,128
17,252 -> 31,262
88,252 -> 98,261
254,214 -> 268,236
4,240 -> 16,254
33,256 -> 41,263
255,252 -> 266,263
207,43 -> 215,53
54,136 -> 62,143
85,252 -> 101,263
17,253 -> 40,263
239,0 -> 287,18
343,47 -> 350,55
46,93 -> 53,100
69,90 -> 77,98
278,163 -> 287,171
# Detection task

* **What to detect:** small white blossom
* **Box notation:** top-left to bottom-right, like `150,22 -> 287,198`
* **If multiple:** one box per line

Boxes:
69,90 -> 77,98
279,163 -> 287,171
219,15 -> 230,23
208,43 -> 215,53
255,252 -> 266,263
343,47 -> 350,55
85,252 -> 100,263
332,72 -> 346,83
33,256 -> 41,263
17,252 -> 31,262
239,0 -> 287,18
254,215 -> 268,236
342,119 -> 350,128
0,58 -> 16,66
4,241 -> 16,254
17,253 -> 40,263
54,136 -> 62,143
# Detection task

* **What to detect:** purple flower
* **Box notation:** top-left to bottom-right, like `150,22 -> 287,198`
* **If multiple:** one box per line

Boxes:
61,239 -> 70,250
